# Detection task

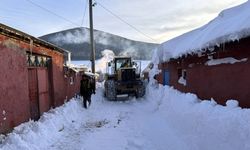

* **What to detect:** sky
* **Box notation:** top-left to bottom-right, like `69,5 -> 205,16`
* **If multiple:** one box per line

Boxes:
0,0 -> 247,43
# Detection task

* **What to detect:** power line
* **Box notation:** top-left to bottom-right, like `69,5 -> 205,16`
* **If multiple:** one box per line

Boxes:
95,1 -> 157,43
24,0 -> 157,42
25,0 -> 80,27
81,0 -> 88,27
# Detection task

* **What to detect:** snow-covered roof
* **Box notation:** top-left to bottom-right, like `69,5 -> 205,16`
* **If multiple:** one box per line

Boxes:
84,71 -> 99,78
152,1 -> 250,63
0,23 -> 69,54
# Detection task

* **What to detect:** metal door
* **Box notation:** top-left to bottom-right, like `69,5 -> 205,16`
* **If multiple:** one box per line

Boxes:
37,68 -> 50,114
163,70 -> 170,85
28,68 -> 40,120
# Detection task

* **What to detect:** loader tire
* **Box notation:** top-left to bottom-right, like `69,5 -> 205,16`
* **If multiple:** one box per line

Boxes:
105,80 -> 117,100
136,84 -> 146,98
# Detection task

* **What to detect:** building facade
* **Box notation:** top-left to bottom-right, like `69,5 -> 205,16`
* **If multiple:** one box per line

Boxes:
157,36 -> 250,107
0,23 -> 81,133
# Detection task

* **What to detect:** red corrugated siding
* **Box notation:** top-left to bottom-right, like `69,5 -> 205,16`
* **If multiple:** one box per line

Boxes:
187,61 -> 250,107
0,39 -> 30,133
65,72 -> 81,101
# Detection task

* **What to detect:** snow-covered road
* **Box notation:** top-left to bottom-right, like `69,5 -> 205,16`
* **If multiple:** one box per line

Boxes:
45,86 -> 187,150
1,84 -> 250,150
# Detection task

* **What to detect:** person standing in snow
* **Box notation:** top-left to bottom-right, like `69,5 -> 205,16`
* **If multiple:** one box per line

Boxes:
80,74 -> 95,108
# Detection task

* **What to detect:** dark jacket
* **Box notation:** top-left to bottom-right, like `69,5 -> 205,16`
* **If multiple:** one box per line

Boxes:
80,77 -> 95,97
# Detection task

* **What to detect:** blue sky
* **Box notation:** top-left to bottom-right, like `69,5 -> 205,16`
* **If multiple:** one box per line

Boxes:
0,0 -> 247,43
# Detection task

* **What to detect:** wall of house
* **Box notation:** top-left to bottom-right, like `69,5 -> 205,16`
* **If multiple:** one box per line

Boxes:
0,35 -> 30,133
0,33 -> 81,133
156,63 -> 166,85
64,70 -> 81,102
159,37 -> 250,108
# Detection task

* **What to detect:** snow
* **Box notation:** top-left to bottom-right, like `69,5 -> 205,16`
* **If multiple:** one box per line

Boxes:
1,83 -> 250,150
178,76 -> 187,86
226,100 -> 239,108
1,2 -> 250,149
70,50 -> 150,74
152,1 -> 250,63
95,50 -> 115,73
205,57 -> 248,66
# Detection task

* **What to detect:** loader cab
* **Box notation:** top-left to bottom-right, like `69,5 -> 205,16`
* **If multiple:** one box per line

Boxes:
114,57 -> 132,71
106,57 -> 141,76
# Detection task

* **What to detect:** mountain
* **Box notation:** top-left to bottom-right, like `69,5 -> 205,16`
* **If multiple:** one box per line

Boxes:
39,27 -> 159,60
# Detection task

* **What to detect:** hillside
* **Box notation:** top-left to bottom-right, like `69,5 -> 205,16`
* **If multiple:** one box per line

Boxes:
39,27 -> 159,60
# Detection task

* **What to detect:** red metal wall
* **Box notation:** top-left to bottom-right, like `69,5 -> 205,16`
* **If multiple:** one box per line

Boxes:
159,37 -> 250,108
0,36 -> 30,133
64,72 -> 81,101
156,64 -> 164,84
0,34 -> 82,133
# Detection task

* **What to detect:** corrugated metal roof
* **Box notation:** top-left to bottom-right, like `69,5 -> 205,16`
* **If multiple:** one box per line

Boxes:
0,23 -> 70,54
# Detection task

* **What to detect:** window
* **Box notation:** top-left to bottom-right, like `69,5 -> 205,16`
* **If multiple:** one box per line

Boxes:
178,68 -> 187,79
177,68 -> 187,86
182,69 -> 187,80
115,58 -> 131,70
177,68 -> 182,78
26,52 -> 50,67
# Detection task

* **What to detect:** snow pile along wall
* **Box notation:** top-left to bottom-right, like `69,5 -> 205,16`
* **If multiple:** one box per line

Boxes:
147,85 -> 250,150
1,84 -> 250,149
0,99 -> 84,150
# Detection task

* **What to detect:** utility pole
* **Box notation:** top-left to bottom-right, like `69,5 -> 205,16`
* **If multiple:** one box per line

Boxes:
89,0 -> 95,74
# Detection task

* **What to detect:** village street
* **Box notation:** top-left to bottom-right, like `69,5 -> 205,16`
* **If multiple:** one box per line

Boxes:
1,84 -> 189,150
1,83 -> 250,150
1,1 -> 250,150
45,88 -> 187,150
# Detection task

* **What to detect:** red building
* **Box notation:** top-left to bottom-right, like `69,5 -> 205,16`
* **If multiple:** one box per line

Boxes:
0,23 -> 81,133
154,2 -> 250,108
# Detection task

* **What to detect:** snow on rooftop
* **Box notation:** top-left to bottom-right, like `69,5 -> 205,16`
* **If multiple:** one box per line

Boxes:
152,1 -> 250,63
205,57 -> 248,66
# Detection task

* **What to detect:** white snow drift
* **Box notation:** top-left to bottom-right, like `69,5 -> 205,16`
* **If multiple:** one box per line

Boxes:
1,83 -> 250,150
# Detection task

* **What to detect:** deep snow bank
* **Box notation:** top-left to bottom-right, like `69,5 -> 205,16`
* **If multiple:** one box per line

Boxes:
0,99 -> 85,150
1,84 -> 250,150
147,85 -> 250,150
